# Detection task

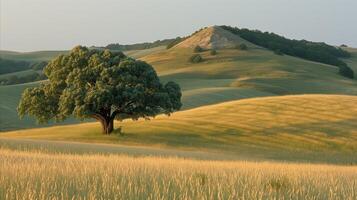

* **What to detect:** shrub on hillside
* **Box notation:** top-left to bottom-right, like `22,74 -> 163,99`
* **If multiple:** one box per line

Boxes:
338,65 -> 354,79
31,61 -> 48,70
210,49 -> 217,55
238,43 -> 248,50
194,45 -> 204,53
274,50 -> 284,56
189,54 -> 203,63
166,37 -> 184,49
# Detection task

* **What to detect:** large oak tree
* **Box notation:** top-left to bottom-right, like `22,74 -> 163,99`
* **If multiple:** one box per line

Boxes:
18,46 -> 182,134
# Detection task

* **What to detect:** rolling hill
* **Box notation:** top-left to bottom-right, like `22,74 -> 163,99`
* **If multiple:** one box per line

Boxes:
1,94 -> 356,163
0,50 -> 67,62
1,26 -> 357,131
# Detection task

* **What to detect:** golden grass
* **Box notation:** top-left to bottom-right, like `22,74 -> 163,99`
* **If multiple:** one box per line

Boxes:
0,148 -> 356,200
2,94 -> 357,163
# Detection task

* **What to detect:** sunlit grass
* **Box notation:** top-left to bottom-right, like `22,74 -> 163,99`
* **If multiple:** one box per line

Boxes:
2,95 -> 357,163
0,148 -> 356,200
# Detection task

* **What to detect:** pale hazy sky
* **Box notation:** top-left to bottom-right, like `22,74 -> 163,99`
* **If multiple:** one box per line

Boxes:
1,0 -> 357,52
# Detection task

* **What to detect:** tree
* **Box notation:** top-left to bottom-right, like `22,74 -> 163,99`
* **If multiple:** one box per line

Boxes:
338,65 -> 354,79
189,54 -> 203,63
210,49 -> 217,55
31,61 -> 48,70
274,49 -> 284,56
17,46 -> 182,134
237,43 -> 248,50
166,37 -> 184,49
194,45 -> 203,53
0,58 -> 30,74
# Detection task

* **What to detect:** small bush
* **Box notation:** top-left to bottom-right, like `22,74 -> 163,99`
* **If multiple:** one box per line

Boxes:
274,49 -> 284,56
237,43 -> 248,50
31,61 -> 48,70
189,54 -> 203,63
166,37 -> 184,49
339,65 -> 354,79
210,49 -> 217,55
194,45 -> 204,53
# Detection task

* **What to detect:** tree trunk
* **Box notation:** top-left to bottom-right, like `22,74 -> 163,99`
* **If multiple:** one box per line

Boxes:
106,119 -> 114,134
100,118 -> 108,135
92,114 -> 114,135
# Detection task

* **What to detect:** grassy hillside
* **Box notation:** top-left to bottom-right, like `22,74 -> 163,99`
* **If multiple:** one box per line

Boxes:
2,95 -> 357,163
0,50 -> 67,61
0,69 -> 40,79
1,45 -> 357,131
0,82 -> 83,130
145,47 -> 357,98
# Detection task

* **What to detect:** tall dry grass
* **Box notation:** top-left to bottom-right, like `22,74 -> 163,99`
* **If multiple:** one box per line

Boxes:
0,148 -> 356,200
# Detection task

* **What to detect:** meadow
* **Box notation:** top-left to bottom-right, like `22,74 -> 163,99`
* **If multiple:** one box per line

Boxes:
1,28 -> 357,199
2,94 -> 357,164
0,148 -> 356,200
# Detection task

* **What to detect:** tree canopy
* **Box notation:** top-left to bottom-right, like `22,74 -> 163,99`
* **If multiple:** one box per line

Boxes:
0,58 -> 30,74
221,26 -> 354,79
18,46 -> 182,134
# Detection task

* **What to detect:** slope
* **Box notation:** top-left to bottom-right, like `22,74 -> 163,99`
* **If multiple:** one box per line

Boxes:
1,95 -> 357,163
174,26 -> 258,49
1,26 -> 357,131
141,43 -> 357,107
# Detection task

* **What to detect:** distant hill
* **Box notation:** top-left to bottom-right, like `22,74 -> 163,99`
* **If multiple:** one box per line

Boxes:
0,50 -> 67,62
101,38 -> 177,51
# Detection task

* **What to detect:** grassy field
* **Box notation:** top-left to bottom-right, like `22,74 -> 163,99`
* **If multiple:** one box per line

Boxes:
2,94 -> 357,163
0,148 -> 356,200
1,45 -> 357,131
0,82 -> 83,131
1,33 -> 357,199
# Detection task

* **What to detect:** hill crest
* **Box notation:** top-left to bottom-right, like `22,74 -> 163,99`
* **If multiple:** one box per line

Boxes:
174,26 -> 253,49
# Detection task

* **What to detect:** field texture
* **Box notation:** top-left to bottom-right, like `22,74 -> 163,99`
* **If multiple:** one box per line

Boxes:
2,95 -> 357,163
0,148 -> 356,200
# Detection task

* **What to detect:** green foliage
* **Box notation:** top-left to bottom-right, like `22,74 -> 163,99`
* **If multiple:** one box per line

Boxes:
31,61 -> 48,70
166,37 -> 185,49
0,73 -> 47,85
221,26 -> 354,79
0,58 -> 30,74
17,46 -> 182,134
194,45 -> 204,53
105,38 -> 178,51
274,49 -> 284,56
210,49 -> 217,55
189,54 -> 203,63
237,44 -> 248,50
339,65 -> 354,79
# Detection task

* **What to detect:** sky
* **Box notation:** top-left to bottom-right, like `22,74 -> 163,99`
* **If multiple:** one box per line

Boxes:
1,0 -> 357,52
